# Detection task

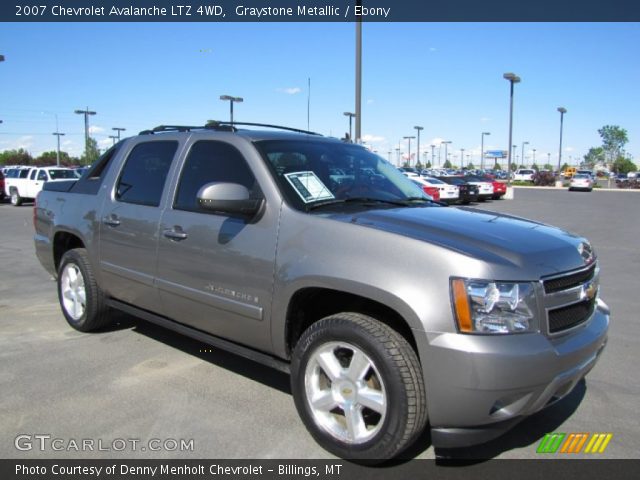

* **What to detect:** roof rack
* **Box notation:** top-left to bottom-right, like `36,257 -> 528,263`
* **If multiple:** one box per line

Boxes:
139,121 -> 321,136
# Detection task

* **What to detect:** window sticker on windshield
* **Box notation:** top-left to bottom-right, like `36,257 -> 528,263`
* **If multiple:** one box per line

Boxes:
284,171 -> 335,203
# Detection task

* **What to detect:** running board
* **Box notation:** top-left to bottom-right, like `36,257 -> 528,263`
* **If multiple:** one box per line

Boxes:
107,299 -> 291,374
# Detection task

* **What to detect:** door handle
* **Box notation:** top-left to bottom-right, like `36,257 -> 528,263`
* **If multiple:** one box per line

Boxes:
163,228 -> 188,241
103,215 -> 121,227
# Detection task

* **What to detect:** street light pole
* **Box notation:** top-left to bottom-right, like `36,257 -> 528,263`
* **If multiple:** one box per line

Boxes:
220,95 -> 243,124
442,141 -> 452,167
414,126 -> 423,168
344,112 -> 355,142
480,132 -> 490,170
403,136 -> 416,167
74,107 -> 97,163
503,72 -> 521,186
521,141 -> 529,168
533,148 -> 537,165
355,10 -> 362,144
112,127 -> 126,141
557,107 -> 567,180
109,135 -> 118,146
430,144 -> 435,165
460,148 -> 465,168
52,132 -> 65,167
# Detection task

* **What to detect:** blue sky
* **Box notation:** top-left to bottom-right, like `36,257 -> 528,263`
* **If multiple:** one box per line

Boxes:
0,22 -> 638,167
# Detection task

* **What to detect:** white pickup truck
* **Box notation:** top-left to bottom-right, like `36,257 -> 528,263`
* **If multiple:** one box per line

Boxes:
5,166 -> 77,206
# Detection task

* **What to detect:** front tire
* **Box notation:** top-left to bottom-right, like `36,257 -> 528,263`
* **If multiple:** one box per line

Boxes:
58,248 -> 111,332
291,313 -> 427,461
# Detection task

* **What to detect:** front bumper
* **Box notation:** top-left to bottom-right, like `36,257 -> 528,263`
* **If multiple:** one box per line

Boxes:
417,300 -> 609,448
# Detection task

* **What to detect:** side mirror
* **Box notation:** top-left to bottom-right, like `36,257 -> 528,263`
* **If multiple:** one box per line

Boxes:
197,182 -> 263,217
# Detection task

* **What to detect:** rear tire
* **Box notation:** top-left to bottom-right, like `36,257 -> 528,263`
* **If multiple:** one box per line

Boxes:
291,313 -> 427,461
10,189 -> 22,206
58,248 -> 111,332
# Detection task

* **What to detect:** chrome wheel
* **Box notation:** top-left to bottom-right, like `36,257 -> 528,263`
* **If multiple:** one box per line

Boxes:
60,263 -> 86,320
304,341 -> 387,444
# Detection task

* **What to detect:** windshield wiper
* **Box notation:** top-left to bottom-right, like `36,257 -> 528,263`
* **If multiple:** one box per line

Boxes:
308,197 -> 427,210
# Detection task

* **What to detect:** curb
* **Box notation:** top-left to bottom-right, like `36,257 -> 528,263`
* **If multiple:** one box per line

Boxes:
511,186 -> 640,193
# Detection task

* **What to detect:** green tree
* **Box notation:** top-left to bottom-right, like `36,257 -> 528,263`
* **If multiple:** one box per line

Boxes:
531,163 -> 539,171
494,162 -> 502,171
543,163 -> 554,171
561,163 -> 570,173
443,159 -> 452,169
415,161 -> 423,171
425,161 -> 432,169
466,162 -> 475,170
81,137 -> 100,165
35,150 -> 74,166
583,147 -> 605,168
510,162 -> 517,171
612,157 -> 637,175
598,125 -> 628,164
0,148 -> 33,166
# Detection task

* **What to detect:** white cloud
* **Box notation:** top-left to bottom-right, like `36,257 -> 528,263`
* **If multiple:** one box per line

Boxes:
362,134 -> 385,144
480,117 -> 491,123
277,87 -> 301,95
430,137 -> 444,145
366,99 -> 374,105
89,125 -> 105,134
429,47 -> 437,52
565,146 -> 574,152
98,138 -> 113,148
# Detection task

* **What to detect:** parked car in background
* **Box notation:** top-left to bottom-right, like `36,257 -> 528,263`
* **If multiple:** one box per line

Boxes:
0,171 -> 5,201
513,169 -> 535,182
5,166 -> 77,206
420,176 -> 459,203
569,174 -> 594,192
438,176 -> 479,204
481,176 -> 507,199
463,175 -> 494,201
576,169 -> 594,178
410,177 -> 440,201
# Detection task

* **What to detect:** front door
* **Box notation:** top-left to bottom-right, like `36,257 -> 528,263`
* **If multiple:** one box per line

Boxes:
156,140 -> 278,352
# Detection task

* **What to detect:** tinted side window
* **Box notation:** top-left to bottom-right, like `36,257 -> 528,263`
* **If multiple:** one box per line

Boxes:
29,169 -> 37,180
174,141 -> 258,212
38,170 -> 48,181
116,141 -> 178,207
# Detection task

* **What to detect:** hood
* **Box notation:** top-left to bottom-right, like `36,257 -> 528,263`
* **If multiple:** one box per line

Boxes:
326,206 -> 592,277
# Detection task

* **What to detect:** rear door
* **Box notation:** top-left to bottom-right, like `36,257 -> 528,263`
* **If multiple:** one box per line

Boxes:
155,139 -> 279,352
99,139 -> 180,313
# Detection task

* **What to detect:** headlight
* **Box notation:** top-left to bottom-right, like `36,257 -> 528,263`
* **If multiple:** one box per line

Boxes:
451,278 -> 538,334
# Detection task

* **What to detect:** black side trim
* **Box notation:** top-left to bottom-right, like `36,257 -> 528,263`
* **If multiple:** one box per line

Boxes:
106,299 -> 290,374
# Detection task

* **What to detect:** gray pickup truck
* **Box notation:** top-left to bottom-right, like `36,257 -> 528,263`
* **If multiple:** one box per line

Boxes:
34,123 -> 609,461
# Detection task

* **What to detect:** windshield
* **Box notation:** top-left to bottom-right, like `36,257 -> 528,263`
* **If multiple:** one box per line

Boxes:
255,140 -> 430,211
48,169 -> 77,180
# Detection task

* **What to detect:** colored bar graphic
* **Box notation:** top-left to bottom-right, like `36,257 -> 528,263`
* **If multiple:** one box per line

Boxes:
537,433 -> 566,453
538,433 -> 613,454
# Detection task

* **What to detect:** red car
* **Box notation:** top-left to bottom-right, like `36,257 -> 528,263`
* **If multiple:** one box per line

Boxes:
484,176 -> 506,199
411,178 -> 440,201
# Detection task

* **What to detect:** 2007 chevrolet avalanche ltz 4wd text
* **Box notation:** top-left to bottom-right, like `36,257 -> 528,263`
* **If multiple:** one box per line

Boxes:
34,122 -> 609,461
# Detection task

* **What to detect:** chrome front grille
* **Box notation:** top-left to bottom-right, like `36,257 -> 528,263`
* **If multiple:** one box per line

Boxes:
542,264 -> 599,335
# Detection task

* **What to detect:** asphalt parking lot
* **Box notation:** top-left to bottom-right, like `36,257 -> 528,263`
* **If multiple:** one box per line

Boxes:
1,188 -> 638,461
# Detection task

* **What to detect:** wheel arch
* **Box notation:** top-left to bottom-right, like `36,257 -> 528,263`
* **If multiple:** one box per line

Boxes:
53,230 -> 86,272
284,286 -> 420,360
